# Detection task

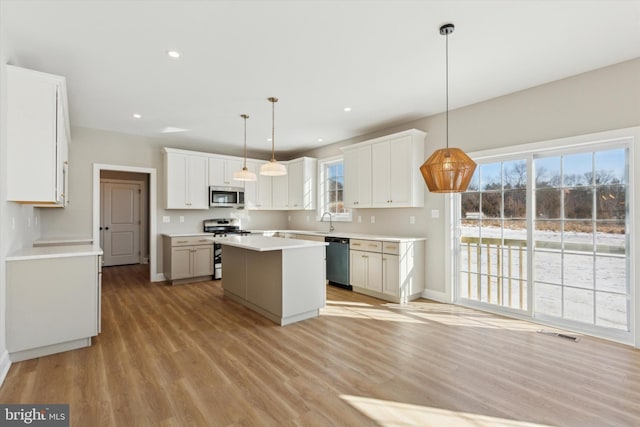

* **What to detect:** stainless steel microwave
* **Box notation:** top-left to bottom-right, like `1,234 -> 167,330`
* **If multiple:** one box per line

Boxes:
209,186 -> 244,208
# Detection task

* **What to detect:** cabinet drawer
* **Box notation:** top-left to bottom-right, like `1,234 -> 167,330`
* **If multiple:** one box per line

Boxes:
171,236 -> 214,247
382,242 -> 400,255
350,239 -> 382,252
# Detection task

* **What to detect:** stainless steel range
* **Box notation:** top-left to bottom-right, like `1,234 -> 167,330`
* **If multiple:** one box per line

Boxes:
203,218 -> 251,279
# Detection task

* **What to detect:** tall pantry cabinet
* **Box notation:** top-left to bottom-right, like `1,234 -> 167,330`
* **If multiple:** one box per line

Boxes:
6,65 -> 70,206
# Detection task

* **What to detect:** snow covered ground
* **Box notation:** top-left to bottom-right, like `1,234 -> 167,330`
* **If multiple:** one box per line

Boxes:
458,226 -> 628,331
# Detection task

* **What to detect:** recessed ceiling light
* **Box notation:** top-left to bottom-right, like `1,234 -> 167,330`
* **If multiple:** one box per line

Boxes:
267,138 -> 272,142
161,126 -> 189,133
343,107 -> 352,112
317,138 -> 324,143
133,113 -> 142,119
166,50 -> 181,59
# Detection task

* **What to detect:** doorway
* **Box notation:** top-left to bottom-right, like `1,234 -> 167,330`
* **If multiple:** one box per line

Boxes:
93,164 -> 159,281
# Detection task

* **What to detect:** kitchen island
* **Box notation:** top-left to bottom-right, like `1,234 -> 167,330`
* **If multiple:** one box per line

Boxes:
214,235 -> 328,326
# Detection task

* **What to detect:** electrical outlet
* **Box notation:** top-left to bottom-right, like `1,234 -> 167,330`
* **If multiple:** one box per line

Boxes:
370,216 -> 375,224
358,215 -> 362,223
27,216 -> 31,227
410,216 -> 415,225
288,215 -> 292,221
11,217 -> 15,230
35,215 -> 38,226
179,216 -> 185,223
306,215 -> 310,222
431,209 -> 440,218
162,216 -> 170,223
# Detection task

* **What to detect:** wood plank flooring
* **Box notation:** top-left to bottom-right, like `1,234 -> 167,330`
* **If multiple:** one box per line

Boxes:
1,264 -> 640,426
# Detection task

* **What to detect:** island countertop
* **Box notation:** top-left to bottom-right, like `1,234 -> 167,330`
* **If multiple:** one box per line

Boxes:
213,235 -> 328,252
7,243 -> 104,261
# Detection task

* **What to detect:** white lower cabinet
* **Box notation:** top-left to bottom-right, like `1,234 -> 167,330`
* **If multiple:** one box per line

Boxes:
350,248 -> 382,292
163,235 -> 214,284
350,238 -> 425,303
6,253 -> 101,362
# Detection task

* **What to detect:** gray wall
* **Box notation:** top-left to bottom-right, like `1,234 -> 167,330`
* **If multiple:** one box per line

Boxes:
290,57 -> 640,295
38,126 -> 288,276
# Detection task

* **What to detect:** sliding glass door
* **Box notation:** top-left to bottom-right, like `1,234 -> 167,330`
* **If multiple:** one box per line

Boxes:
455,143 -> 631,341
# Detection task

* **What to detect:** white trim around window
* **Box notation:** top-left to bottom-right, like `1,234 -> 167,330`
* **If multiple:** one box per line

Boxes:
316,155 -> 352,222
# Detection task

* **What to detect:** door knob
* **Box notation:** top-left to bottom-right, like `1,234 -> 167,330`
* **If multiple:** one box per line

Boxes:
105,227 -> 110,230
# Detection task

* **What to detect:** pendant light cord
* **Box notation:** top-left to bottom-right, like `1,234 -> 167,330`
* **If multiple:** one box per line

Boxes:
271,99 -> 276,162
243,114 -> 248,169
445,30 -> 449,151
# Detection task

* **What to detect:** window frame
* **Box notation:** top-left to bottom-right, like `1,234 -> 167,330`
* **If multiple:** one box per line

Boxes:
449,127 -> 639,345
316,155 -> 352,222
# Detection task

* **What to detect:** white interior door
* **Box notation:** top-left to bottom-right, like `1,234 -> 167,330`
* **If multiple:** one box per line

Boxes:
102,182 -> 141,266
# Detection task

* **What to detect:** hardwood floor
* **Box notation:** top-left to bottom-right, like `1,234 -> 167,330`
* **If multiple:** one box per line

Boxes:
1,264 -> 639,426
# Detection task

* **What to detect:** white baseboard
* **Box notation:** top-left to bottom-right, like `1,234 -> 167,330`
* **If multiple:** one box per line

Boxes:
151,272 -> 166,282
0,350 -> 12,388
422,289 -> 450,303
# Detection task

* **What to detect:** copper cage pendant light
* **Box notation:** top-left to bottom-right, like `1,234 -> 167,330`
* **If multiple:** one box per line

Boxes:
233,114 -> 257,182
420,23 -> 476,193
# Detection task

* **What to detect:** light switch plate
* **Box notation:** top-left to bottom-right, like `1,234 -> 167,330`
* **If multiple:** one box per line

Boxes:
410,216 -> 415,224
162,215 -> 170,223
358,216 -> 362,223
370,216 -> 375,224
431,209 -> 440,218
179,216 -> 185,223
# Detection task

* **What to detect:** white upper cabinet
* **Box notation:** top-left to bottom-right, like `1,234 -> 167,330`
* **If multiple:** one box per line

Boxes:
342,145 -> 372,208
244,159 -> 273,209
7,65 -> 70,206
287,157 -> 316,210
245,157 -> 316,211
271,168 -> 289,209
163,148 -> 209,209
208,156 -> 243,187
343,129 -> 425,209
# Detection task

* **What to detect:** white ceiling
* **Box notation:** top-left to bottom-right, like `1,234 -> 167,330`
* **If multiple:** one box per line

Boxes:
3,0 -> 640,157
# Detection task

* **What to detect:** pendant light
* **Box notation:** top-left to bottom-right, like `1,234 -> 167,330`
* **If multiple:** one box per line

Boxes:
420,23 -> 476,193
233,114 -> 257,182
260,97 -> 287,176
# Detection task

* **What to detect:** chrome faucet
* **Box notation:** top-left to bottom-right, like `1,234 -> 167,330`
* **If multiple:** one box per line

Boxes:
321,212 -> 334,232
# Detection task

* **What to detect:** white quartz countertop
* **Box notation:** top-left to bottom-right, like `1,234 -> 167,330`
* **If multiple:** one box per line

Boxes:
251,229 -> 426,242
214,235 -> 328,252
7,243 -> 104,261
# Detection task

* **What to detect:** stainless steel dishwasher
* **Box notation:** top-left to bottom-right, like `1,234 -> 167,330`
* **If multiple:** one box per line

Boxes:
325,236 -> 351,289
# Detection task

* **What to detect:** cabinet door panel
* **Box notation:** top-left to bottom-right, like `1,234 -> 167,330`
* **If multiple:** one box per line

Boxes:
272,173 -> 288,209
382,254 -> 400,296
287,160 -> 303,208
388,136 -> 413,206
170,247 -> 193,279
367,252 -> 383,292
188,155 -> 209,209
165,154 -> 189,208
7,66 -> 61,203
371,142 -> 391,206
192,245 -> 214,276
350,250 -> 368,288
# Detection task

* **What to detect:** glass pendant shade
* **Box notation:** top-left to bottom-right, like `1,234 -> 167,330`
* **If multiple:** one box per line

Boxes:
260,159 -> 287,176
233,167 -> 257,181
420,148 -> 476,193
